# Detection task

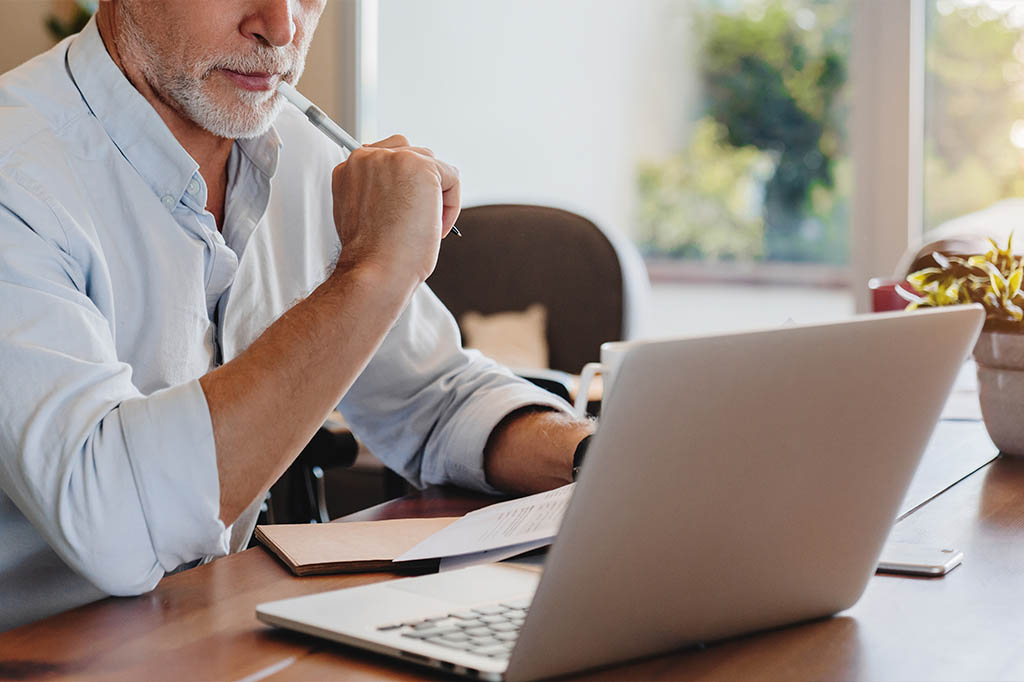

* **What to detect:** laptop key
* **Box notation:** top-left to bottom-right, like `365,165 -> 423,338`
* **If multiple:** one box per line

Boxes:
463,626 -> 493,637
456,619 -> 485,629
472,643 -> 513,658
479,615 -> 506,624
494,632 -> 518,642
424,636 -> 476,651
413,621 -> 439,630
450,611 -> 479,620
471,605 -> 507,615
440,632 -> 471,642
468,636 -> 501,648
429,618 -> 460,629
402,626 -> 461,640
489,622 -> 518,632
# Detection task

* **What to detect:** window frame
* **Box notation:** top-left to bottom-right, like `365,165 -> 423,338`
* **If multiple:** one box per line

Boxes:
850,0 -> 926,312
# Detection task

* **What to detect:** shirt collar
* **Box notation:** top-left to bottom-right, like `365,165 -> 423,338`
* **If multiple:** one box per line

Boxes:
66,17 -> 281,207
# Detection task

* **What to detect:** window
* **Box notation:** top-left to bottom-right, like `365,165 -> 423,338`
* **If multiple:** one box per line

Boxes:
924,0 -> 1024,234
638,1 -> 852,271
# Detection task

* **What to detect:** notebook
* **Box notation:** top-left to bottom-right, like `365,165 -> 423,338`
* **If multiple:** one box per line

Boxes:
255,517 -> 458,576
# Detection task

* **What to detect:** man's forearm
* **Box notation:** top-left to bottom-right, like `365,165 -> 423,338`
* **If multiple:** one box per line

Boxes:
200,261 -> 415,526
484,408 -> 595,494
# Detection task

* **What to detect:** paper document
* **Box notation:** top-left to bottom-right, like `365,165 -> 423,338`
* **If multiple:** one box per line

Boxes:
438,538 -> 552,573
396,483 -> 575,562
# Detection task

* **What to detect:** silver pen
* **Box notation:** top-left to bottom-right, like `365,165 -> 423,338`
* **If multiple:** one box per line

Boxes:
277,81 -> 462,237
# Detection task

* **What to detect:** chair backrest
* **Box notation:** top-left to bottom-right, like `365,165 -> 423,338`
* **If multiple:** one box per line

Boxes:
427,204 -> 648,374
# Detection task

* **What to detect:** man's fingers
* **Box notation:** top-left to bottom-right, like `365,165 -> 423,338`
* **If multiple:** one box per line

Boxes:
429,157 -> 459,192
432,158 -> 461,237
343,138 -> 460,237
364,142 -> 434,159
407,146 -> 434,158
441,205 -> 462,239
366,134 -> 409,149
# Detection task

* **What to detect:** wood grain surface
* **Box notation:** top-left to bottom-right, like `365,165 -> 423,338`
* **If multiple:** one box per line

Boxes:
3,456 -> 1024,681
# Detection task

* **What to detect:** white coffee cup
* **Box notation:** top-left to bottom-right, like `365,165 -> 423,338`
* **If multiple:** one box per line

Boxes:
574,340 -> 643,417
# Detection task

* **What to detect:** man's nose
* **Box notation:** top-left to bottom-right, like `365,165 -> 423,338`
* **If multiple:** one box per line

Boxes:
241,0 -> 297,48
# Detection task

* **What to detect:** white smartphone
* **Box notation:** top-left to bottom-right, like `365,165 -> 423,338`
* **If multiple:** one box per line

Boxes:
876,543 -> 964,576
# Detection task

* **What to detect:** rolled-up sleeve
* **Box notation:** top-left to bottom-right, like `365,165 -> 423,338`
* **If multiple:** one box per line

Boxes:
0,199 -> 226,596
339,285 -> 572,493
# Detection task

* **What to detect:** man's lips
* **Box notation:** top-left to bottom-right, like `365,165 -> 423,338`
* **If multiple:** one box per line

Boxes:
219,69 -> 278,92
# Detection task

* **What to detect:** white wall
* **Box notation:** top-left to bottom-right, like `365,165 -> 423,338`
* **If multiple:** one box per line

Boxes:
373,0 -> 696,237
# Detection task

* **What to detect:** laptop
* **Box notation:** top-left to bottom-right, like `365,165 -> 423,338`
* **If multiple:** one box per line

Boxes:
257,306 -> 984,681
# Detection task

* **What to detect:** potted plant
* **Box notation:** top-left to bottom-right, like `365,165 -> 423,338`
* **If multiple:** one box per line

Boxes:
902,235 -> 1024,454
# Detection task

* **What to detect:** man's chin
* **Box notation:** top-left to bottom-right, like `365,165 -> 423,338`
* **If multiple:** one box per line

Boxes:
185,89 -> 282,140
192,108 -> 279,140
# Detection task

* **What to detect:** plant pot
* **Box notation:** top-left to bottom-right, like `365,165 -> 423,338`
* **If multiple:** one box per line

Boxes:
974,331 -> 1024,455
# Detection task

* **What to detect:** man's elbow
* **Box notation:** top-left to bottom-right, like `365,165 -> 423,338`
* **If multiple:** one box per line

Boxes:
49,516 -> 167,597
79,554 -> 164,597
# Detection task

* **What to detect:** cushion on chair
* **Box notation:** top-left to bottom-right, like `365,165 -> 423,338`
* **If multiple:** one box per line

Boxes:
461,303 -> 550,369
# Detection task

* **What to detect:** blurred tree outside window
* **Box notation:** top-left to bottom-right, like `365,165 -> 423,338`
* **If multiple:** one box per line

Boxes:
637,0 -> 851,266
47,1 -> 96,42
925,0 -> 1024,232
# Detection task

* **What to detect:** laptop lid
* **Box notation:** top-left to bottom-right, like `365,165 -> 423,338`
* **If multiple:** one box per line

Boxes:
505,306 -> 983,681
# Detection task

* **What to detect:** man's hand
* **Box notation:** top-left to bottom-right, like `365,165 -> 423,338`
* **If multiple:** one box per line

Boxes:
330,135 -> 461,289
202,133 -> 462,526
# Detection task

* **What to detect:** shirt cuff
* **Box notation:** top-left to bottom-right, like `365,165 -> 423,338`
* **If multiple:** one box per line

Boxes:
118,379 -> 229,572
441,383 -> 574,495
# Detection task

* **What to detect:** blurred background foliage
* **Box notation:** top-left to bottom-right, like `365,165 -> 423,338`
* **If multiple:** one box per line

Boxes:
46,1 -> 96,42
924,1 -> 1024,232
639,0 -> 1024,266
637,0 -> 851,264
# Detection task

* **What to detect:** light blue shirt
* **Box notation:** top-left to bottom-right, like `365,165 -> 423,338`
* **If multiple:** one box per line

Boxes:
0,19 -> 568,632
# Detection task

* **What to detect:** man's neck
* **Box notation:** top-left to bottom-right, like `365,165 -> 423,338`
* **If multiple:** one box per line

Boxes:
96,8 -> 231,229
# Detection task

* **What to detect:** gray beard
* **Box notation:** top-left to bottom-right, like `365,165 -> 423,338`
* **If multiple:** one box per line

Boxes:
113,3 -> 303,139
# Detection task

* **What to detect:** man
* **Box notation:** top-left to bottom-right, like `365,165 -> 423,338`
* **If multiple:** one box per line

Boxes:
0,0 -> 593,631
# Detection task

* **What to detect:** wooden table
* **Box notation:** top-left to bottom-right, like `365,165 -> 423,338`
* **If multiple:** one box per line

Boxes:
3,450 -> 1024,680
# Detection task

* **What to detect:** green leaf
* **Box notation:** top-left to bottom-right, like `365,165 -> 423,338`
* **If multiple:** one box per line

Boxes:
990,270 -> 1004,296
1010,267 -> 1023,298
907,268 -> 943,288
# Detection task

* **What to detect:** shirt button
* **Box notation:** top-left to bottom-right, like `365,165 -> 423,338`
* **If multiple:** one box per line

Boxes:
161,195 -> 176,209
187,178 -> 201,196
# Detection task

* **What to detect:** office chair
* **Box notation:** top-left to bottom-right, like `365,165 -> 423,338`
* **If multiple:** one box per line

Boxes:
427,204 -> 649,388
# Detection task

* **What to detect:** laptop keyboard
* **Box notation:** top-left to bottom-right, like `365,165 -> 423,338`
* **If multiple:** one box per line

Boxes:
376,598 -> 531,660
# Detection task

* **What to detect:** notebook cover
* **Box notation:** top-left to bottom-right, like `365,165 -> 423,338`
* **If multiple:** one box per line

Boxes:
256,517 -> 459,576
